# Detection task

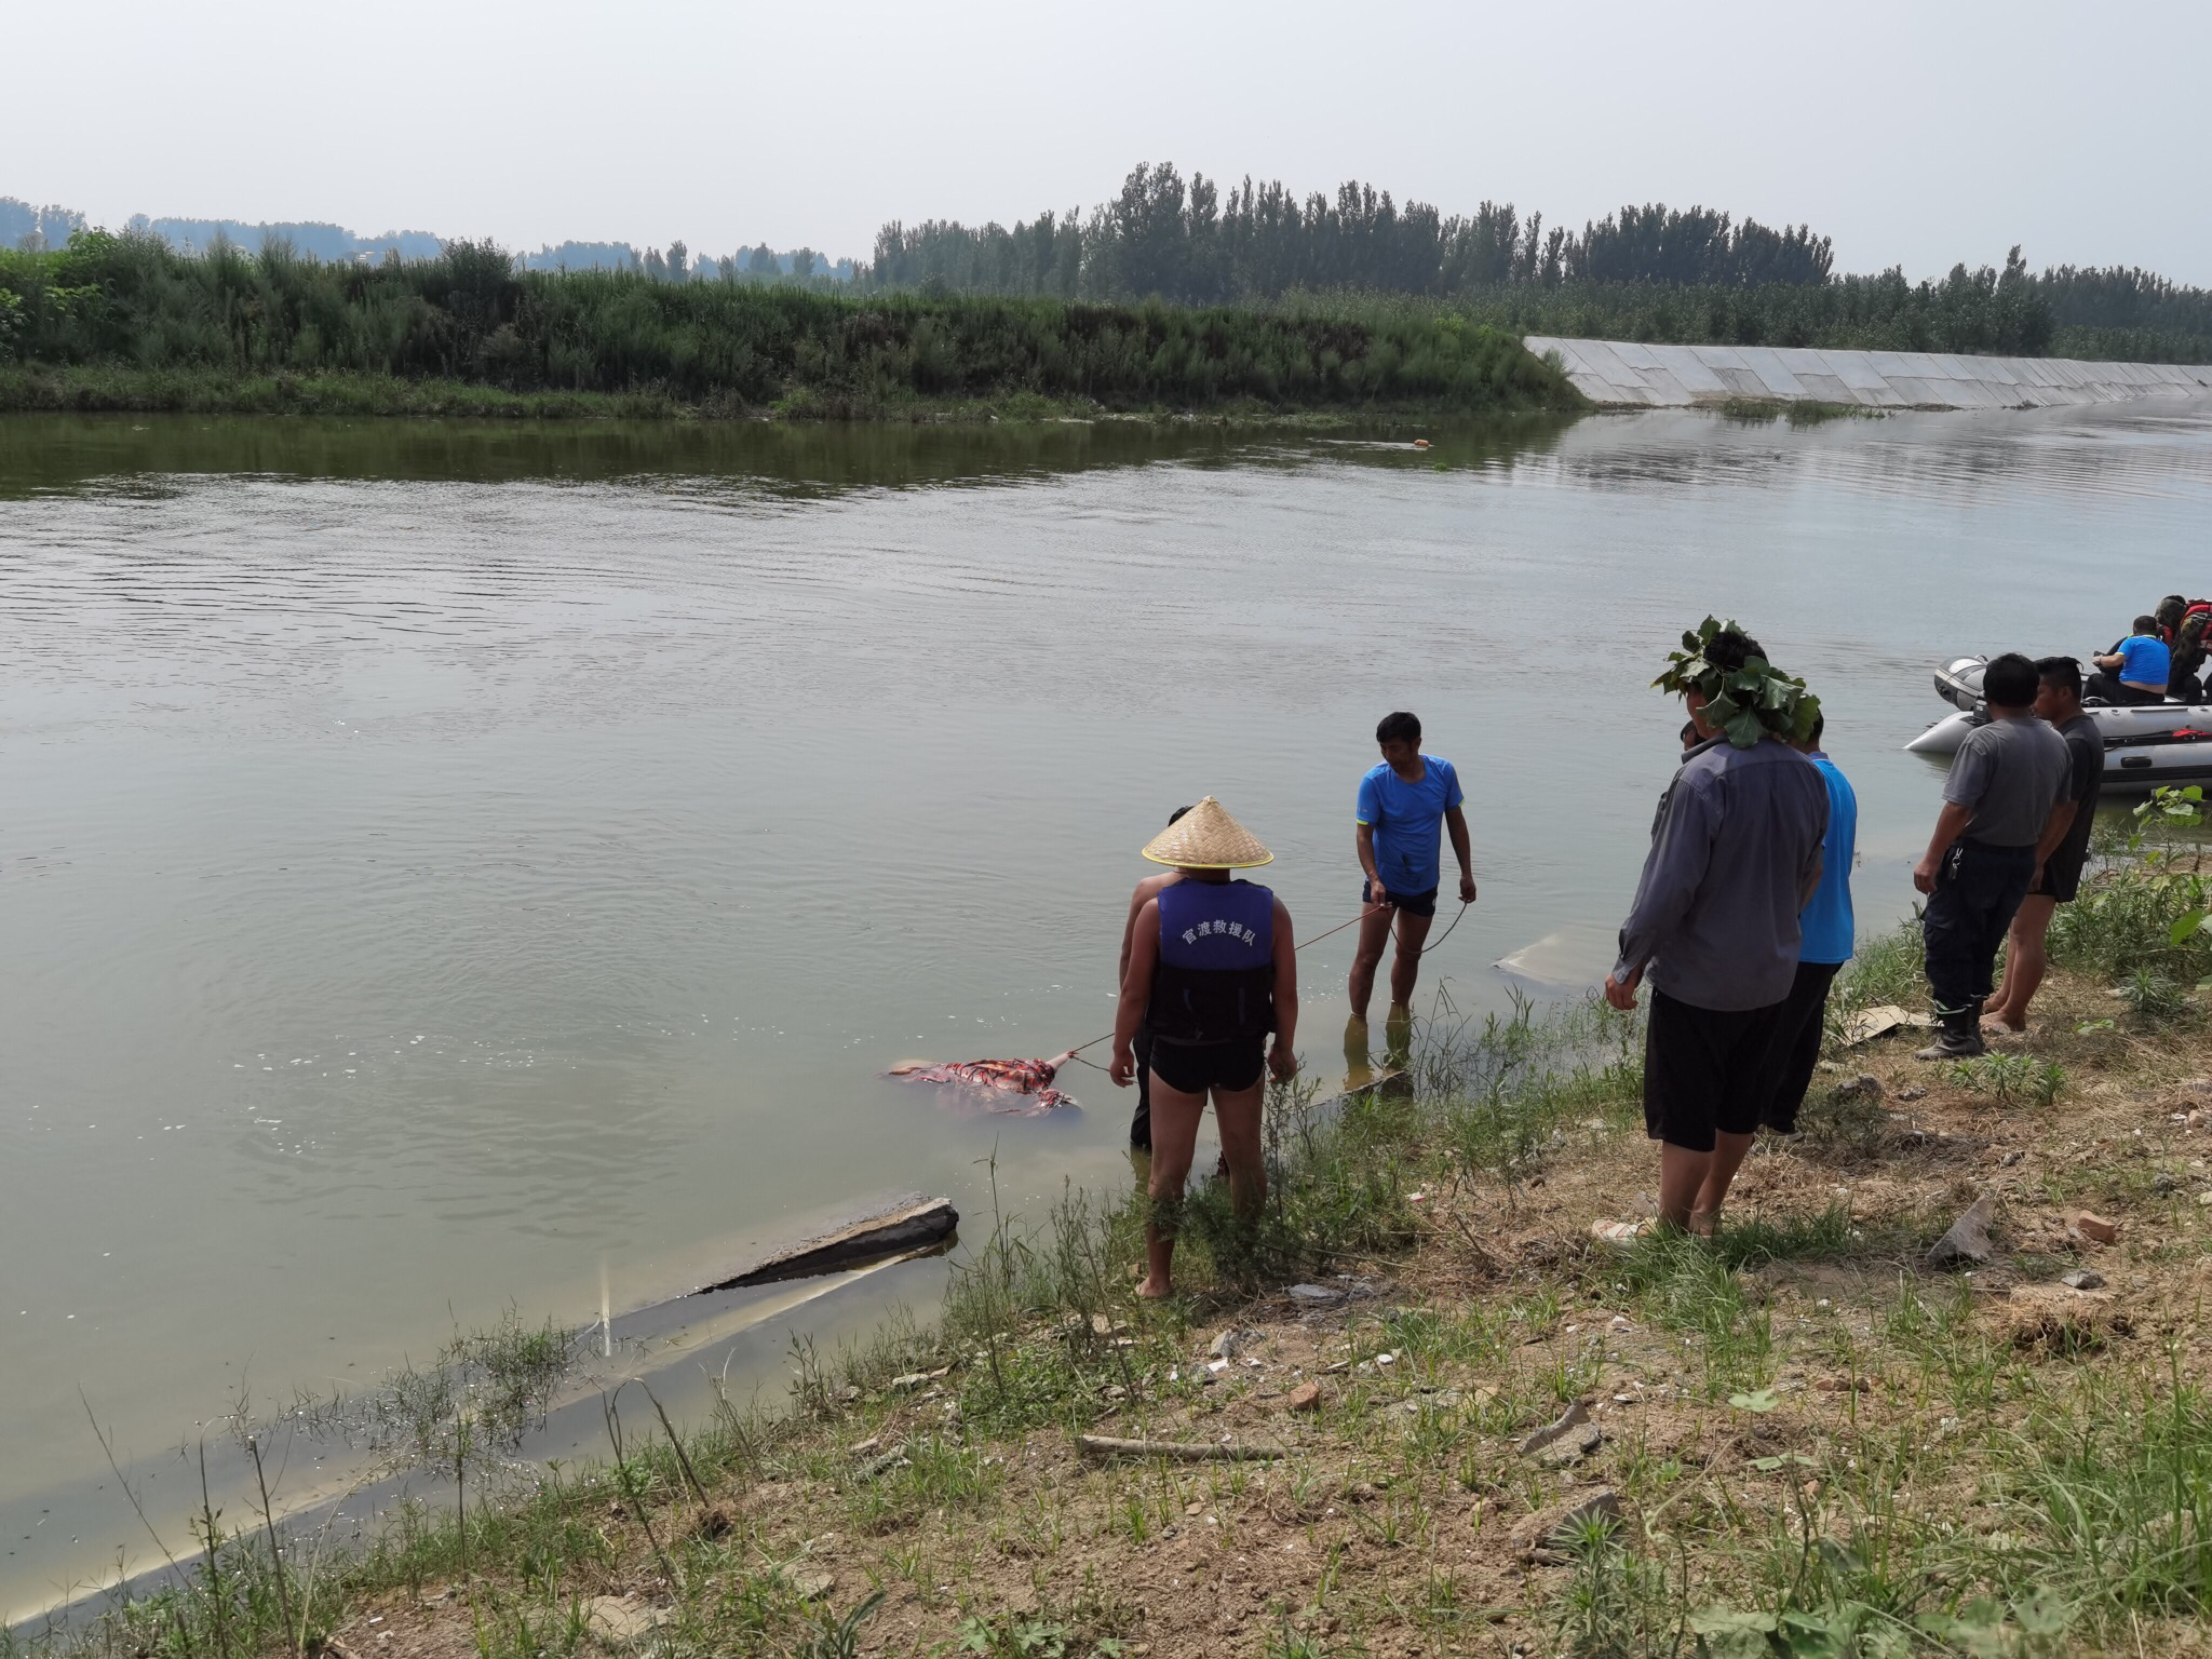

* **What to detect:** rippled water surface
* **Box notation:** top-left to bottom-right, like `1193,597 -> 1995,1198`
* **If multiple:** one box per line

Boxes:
5,404 -> 2211,1615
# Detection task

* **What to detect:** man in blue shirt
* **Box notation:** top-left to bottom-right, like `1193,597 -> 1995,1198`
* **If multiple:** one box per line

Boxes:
1757,716 -> 1857,1135
2087,616 -> 2171,706
1350,710 -> 1477,1029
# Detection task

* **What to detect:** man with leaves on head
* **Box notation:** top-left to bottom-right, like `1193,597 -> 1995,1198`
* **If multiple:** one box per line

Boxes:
1604,619 -> 1829,1237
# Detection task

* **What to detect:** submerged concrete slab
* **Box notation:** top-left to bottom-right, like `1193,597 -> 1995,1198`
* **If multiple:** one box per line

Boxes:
1526,336 -> 2212,410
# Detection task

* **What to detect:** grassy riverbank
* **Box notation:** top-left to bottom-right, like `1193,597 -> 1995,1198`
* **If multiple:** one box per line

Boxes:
0,238 -> 1580,421
35,839 -> 2212,1657
42,1008 -> 2212,1654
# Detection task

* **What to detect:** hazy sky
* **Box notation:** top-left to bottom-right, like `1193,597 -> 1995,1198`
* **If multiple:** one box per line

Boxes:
12,0 -> 2208,281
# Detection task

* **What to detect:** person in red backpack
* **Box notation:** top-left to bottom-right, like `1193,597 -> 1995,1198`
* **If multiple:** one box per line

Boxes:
2159,594 -> 2212,702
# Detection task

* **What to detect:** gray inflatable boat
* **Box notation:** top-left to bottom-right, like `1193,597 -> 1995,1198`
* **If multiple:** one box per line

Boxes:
1907,655 -> 2212,785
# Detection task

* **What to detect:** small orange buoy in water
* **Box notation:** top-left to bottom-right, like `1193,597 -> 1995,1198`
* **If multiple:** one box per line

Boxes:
1412,439 -> 1431,449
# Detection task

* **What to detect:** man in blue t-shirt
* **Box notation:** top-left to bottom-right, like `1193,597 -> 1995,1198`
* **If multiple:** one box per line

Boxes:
2087,616 -> 2171,706
1756,716 -> 1857,1135
1350,710 -> 1478,1031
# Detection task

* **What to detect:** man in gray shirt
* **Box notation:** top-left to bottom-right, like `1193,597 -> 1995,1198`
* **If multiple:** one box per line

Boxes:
1913,651 -> 2073,1059
1606,625 -> 1828,1235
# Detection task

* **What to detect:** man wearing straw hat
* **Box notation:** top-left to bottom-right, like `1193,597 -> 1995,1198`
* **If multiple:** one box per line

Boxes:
1111,798 -> 1299,1299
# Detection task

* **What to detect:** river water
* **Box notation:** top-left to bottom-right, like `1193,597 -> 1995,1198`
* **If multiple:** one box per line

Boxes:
5,402 -> 2210,1617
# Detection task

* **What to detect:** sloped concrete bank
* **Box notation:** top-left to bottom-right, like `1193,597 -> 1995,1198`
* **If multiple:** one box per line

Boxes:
1526,334 -> 2212,410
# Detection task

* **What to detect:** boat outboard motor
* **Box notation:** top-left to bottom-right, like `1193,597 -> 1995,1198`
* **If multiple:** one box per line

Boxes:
1933,656 -> 1988,712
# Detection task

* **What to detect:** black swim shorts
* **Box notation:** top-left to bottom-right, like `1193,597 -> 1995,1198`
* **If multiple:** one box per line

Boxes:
1753,960 -> 1843,1136
1129,1026 -> 1156,1150
1643,989 -> 1788,1154
1363,880 -> 1439,919
2033,836 -> 2090,905
1148,1035 -> 1266,1095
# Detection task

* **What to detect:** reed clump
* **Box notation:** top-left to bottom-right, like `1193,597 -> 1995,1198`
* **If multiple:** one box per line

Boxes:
0,234 -> 1579,420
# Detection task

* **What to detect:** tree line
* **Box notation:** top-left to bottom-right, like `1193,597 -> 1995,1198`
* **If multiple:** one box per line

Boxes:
859,162 -> 2212,362
7,164 -> 2211,384
866,163 -> 1835,302
520,240 -> 855,282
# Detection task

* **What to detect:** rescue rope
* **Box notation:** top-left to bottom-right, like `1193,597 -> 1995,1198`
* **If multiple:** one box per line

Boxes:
1061,895 -> 1472,1060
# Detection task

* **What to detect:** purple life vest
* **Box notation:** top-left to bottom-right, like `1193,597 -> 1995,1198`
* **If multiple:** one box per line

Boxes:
1149,880 -> 1276,1043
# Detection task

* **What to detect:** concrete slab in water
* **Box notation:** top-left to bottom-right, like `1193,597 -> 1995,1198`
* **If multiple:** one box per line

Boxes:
1526,335 -> 2212,412
1495,921 -> 1618,990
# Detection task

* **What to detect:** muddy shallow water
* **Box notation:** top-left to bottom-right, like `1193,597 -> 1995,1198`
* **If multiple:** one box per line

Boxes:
4,402 -> 2209,1617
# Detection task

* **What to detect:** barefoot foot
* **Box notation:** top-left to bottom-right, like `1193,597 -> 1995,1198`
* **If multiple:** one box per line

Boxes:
1136,1276 -> 1172,1300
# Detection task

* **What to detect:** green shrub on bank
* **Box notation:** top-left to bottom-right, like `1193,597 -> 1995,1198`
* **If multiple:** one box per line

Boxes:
2052,787 -> 2212,990
0,234 -> 1579,417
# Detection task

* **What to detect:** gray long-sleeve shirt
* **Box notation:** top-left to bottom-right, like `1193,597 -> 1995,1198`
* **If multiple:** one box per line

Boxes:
1613,736 -> 1830,1011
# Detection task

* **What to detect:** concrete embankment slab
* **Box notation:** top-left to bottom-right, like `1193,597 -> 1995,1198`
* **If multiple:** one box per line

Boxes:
1525,336 -> 2212,410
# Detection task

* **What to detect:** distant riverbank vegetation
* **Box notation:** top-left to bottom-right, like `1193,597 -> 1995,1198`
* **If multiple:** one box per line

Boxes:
5,160 -> 2210,422
861,164 -> 2212,364
0,233 -> 1576,419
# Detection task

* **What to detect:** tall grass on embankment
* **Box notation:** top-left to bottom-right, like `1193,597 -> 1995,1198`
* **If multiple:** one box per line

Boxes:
0,235 -> 1580,421
33,854 -> 2212,1658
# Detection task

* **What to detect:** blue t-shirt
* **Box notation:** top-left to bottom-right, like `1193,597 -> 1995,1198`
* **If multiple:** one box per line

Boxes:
2120,633 -> 2171,687
1355,757 -> 1464,894
1798,752 -> 1857,965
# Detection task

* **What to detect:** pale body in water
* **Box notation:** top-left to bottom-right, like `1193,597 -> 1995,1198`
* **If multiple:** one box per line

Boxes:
887,1051 -> 1081,1114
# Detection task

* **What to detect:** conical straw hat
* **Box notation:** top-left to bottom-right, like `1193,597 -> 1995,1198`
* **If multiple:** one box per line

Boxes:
1141,797 -> 1273,869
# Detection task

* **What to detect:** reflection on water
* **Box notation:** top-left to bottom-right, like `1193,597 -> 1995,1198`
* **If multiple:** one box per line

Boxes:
0,413 -> 1580,500
4,400 -> 2210,1618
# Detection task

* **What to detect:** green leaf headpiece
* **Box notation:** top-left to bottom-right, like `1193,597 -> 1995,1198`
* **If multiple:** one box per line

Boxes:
1654,616 -> 1822,751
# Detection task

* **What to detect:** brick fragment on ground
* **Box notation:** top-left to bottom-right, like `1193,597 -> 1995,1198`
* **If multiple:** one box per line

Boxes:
2073,1211 -> 2117,1244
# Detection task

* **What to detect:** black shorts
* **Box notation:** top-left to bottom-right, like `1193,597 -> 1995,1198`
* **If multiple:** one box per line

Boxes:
1755,960 -> 1843,1135
1363,880 -> 1439,919
2033,836 -> 2090,904
1129,1026 -> 1155,1150
1149,1035 -> 1266,1095
1643,989 -> 1788,1153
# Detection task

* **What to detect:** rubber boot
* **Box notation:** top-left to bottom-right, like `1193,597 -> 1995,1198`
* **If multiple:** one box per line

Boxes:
1914,1006 -> 1986,1062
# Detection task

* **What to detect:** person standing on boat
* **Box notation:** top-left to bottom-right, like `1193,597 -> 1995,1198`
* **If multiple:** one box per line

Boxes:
1111,799 -> 1298,1299
1116,804 -> 1193,1154
1348,711 -> 1477,1048
1603,621 -> 1827,1236
1982,657 -> 2103,1033
2086,618 -> 2171,707
1913,652 -> 2072,1060
1756,714 -> 1858,1136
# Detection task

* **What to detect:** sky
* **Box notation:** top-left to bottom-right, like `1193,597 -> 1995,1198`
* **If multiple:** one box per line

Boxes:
10,0 -> 2209,283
